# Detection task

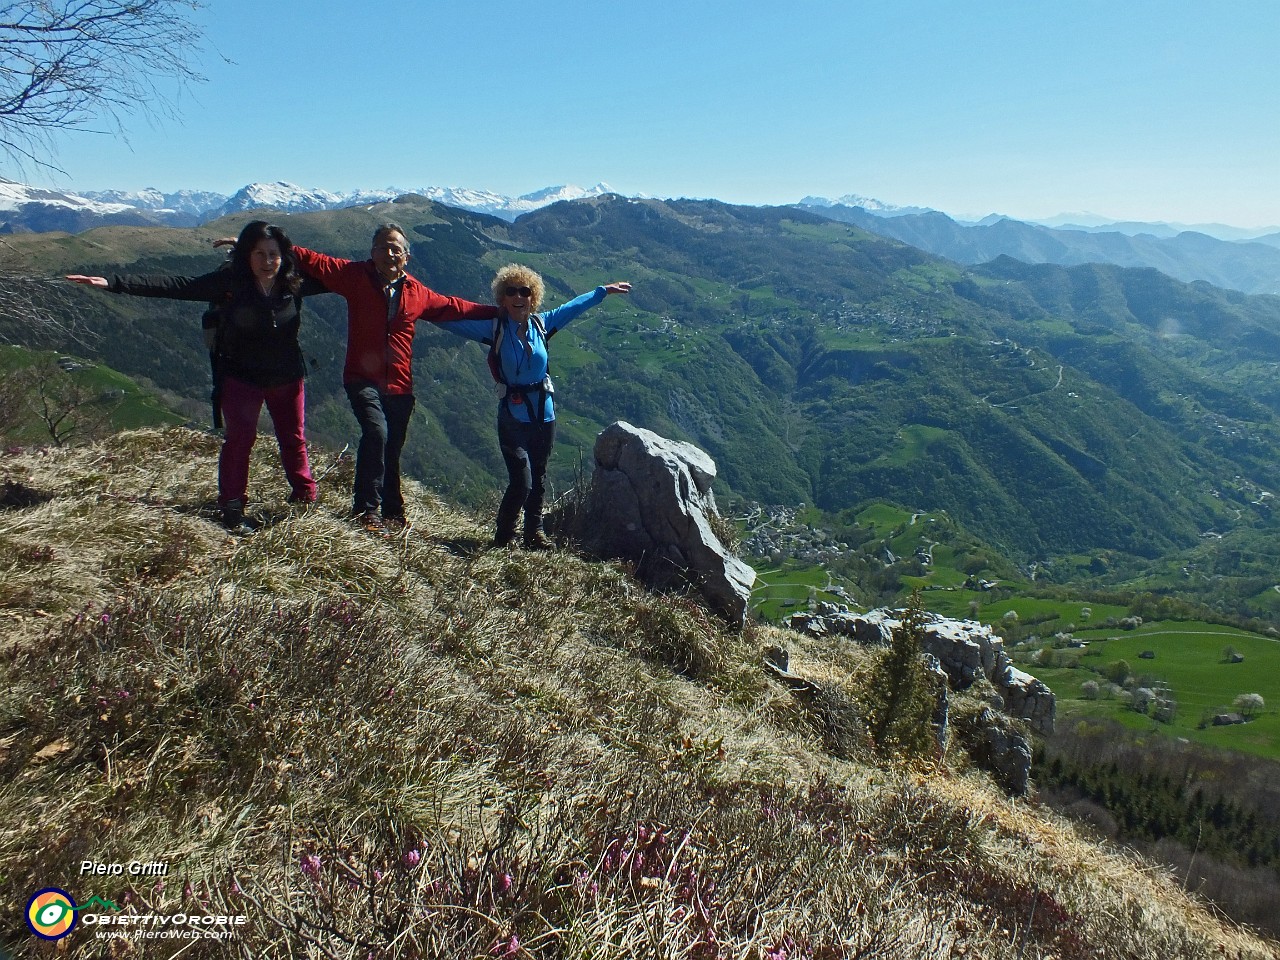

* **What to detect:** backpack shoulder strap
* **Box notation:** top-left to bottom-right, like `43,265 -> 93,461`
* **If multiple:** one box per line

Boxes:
486,315 -> 506,384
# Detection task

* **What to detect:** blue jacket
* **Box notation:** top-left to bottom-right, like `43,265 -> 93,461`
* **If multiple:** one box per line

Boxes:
441,286 -> 607,423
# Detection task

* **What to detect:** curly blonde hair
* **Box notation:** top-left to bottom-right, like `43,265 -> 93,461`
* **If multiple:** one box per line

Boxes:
491,263 -> 545,313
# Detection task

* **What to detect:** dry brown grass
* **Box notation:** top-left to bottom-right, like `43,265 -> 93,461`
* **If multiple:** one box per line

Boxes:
1,428 -> 1277,959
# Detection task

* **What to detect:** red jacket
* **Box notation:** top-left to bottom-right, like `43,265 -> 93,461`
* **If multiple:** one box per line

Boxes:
293,246 -> 498,394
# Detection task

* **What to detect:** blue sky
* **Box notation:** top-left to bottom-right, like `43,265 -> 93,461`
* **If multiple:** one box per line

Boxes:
22,0 -> 1280,227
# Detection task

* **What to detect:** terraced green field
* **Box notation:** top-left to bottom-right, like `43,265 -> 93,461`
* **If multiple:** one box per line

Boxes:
1027,622 -> 1280,761
749,561 -> 856,623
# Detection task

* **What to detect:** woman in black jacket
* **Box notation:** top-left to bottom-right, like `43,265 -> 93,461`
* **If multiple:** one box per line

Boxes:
67,221 -> 326,530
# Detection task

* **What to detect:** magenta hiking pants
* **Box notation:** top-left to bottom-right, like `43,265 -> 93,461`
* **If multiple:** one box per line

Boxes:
217,375 -> 316,506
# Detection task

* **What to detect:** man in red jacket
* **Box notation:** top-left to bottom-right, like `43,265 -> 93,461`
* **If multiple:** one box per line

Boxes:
293,223 -> 498,531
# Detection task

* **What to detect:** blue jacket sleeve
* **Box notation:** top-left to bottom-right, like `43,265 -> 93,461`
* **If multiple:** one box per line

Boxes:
435,316 -> 494,344
542,287 -> 607,335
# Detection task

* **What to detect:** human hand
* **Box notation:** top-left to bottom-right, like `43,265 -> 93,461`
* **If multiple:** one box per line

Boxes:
212,237 -> 237,248
65,275 -> 108,288
603,282 -> 631,295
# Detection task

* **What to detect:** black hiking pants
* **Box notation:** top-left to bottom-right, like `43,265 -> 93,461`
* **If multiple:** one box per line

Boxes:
346,382 -> 416,520
496,410 -> 556,540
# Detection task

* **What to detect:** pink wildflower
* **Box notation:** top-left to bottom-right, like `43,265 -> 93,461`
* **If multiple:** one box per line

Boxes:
402,849 -> 422,867
490,934 -> 520,956
300,854 -> 323,879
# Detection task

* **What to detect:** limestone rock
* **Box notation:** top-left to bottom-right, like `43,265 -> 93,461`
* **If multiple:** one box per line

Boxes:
550,421 -> 755,625
786,607 -> 1056,736
999,666 -> 1056,736
960,706 -> 1033,796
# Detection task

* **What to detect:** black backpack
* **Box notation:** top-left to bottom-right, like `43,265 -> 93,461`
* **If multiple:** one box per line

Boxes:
201,254 -> 235,429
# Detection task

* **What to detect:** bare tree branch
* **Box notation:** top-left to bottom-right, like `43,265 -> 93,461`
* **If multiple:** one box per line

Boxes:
0,236 -> 94,344
0,1 -> 210,169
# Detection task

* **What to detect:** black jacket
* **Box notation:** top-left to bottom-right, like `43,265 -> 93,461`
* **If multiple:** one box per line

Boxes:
110,270 -> 328,388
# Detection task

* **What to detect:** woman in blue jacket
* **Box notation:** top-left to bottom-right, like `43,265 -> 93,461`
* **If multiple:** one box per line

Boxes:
442,264 -> 630,549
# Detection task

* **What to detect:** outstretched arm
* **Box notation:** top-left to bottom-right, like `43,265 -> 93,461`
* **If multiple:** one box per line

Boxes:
291,245 -> 359,294
416,289 -> 500,324
67,271 -> 231,301
542,281 -> 631,335
435,316 -> 496,344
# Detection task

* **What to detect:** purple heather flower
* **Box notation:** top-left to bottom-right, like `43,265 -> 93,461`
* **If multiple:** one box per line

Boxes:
490,934 -> 521,956
403,849 -> 422,867
300,854 -> 323,879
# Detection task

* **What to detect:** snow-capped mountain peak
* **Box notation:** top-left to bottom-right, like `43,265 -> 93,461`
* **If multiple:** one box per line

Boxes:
0,178 -> 133,216
220,181 -> 347,214
798,193 -> 936,218
2,178 -> 622,233
81,187 -> 230,216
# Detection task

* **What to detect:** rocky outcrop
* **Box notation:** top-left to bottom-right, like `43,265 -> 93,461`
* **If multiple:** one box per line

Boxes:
786,606 -> 1055,736
956,706 -> 1034,796
779,606 -> 1055,795
549,421 -> 755,625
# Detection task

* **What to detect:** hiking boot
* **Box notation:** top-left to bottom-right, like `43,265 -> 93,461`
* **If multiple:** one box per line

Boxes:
491,529 -> 517,549
383,516 -> 411,533
357,510 -> 384,532
221,499 -> 252,534
523,530 -> 555,551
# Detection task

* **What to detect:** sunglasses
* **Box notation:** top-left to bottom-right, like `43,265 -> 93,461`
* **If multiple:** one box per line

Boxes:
503,286 -> 533,298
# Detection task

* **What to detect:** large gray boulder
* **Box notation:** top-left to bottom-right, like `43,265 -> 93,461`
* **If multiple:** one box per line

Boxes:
549,421 -> 755,625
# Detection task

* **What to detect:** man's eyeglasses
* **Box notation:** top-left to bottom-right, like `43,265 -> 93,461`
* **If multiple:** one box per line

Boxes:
504,286 -> 533,298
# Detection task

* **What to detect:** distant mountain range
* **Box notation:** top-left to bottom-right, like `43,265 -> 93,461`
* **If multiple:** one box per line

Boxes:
795,201 -> 1280,295
8,177 -> 1280,296
801,195 -> 1280,244
0,179 -> 617,231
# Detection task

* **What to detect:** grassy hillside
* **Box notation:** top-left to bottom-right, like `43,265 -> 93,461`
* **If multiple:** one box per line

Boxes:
1,428 -> 1277,959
